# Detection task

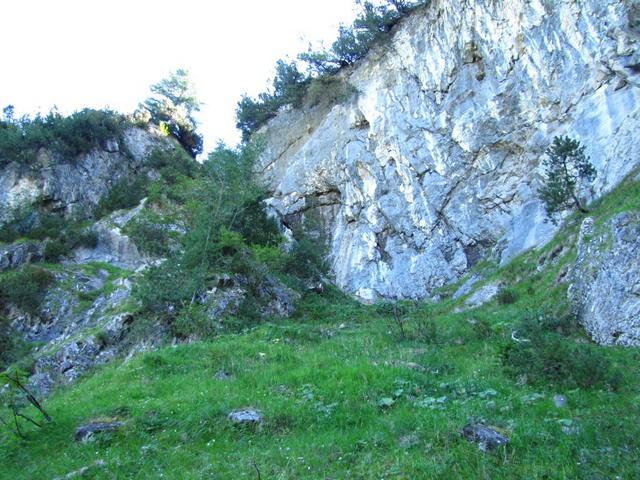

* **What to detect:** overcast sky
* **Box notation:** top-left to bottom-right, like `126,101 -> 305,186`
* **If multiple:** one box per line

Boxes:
2,0 -> 359,152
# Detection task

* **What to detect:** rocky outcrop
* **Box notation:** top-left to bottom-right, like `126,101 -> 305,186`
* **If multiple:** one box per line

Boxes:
0,241 -> 44,271
569,213 -> 640,346
0,127 -> 169,225
259,0 -> 640,301
74,200 -> 148,269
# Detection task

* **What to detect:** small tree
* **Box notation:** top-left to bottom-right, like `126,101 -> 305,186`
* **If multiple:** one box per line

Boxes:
141,69 -> 203,158
538,136 -> 596,223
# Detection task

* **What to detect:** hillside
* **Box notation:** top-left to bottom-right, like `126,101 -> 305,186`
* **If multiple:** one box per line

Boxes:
1,0 -> 639,478
1,171 -> 639,478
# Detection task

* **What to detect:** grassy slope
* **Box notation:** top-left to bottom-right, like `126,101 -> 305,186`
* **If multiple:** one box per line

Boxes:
1,173 -> 639,479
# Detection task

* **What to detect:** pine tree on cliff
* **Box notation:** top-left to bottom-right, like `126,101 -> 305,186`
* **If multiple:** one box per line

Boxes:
538,136 -> 596,223
141,69 -> 203,158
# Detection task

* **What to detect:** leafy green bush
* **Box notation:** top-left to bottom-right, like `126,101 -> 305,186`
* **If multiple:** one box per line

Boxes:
0,316 -> 14,367
306,76 -> 357,107
0,207 -> 95,261
0,107 -> 133,165
0,266 -> 54,314
501,311 -> 620,390
125,211 -> 172,257
95,175 -> 149,219
496,288 -> 518,305
283,236 -> 328,282
146,147 -> 199,183
43,224 -> 97,262
0,205 -> 38,243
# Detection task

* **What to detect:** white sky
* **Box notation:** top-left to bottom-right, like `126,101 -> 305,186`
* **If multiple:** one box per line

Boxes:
2,0 -> 359,152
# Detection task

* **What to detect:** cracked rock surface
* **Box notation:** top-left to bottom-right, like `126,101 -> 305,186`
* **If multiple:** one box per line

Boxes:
259,0 -> 640,301
569,213 -> 640,346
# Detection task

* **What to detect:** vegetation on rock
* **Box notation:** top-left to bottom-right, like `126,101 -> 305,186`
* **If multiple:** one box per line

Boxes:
0,106 -> 133,165
538,136 -> 596,223
139,69 -> 203,158
235,0 -> 428,141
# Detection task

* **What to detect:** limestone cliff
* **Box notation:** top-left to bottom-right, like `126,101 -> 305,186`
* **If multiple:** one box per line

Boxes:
0,127 -> 166,224
259,0 -> 640,301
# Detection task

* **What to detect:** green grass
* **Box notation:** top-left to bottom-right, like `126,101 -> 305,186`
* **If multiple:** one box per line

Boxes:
1,173 -> 638,479
1,287 -> 639,479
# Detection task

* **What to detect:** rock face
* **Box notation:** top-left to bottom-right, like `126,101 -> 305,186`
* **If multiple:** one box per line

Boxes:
569,214 -> 640,346
0,127 -> 167,225
259,0 -> 640,301
0,241 -> 44,271
74,200 -> 148,269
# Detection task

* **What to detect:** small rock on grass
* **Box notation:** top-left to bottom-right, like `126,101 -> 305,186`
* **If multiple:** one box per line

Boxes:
553,394 -> 567,408
461,423 -> 509,452
228,409 -> 262,425
74,421 -> 124,442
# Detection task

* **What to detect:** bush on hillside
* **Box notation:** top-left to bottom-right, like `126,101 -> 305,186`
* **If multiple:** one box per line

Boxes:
0,266 -> 54,315
501,311 -> 620,390
0,106 -> 132,165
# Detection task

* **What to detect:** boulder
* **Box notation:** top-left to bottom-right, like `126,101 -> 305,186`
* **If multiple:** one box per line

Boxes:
0,241 -> 44,271
228,409 -> 262,425
461,423 -> 509,452
74,421 -> 124,442
569,213 -> 640,346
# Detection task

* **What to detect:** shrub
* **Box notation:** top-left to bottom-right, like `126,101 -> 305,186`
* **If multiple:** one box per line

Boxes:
496,288 -> 518,305
0,316 -> 14,367
307,76 -> 357,107
0,107 -> 132,165
146,148 -> 199,183
95,175 -> 149,219
284,236 -> 328,282
501,311 -> 620,390
43,224 -> 98,262
0,266 -> 54,314
126,211 -> 172,257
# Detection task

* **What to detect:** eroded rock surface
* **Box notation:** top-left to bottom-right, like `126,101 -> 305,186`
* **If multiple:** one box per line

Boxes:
569,213 -> 640,346
0,127 -> 168,225
0,241 -> 44,271
259,0 -> 640,301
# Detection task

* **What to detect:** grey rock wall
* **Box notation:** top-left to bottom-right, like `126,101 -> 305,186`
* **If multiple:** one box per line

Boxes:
0,127 -> 166,225
569,214 -> 640,346
259,0 -> 640,301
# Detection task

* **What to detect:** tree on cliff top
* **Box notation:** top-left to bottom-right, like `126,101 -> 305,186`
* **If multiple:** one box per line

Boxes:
141,69 -> 203,158
538,136 -> 596,223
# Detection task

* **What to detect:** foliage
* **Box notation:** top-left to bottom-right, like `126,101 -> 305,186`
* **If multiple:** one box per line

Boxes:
538,136 -> 596,223
496,288 -> 518,305
0,106 -> 132,165
235,61 -> 308,141
0,206 -> 96,260
282,236 -> 328,283
125,210 -> 173,257
0,370 -> 52,439
134,142 -> 281,313
146,147 -> 199,184
95,175 -> 149,219
0,316 -> 14,368
140,69 -> 203,158
235,1 -> 426,140
501,310 -> 620,390
0,266 -> 54,315
306,76 -> 357,107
